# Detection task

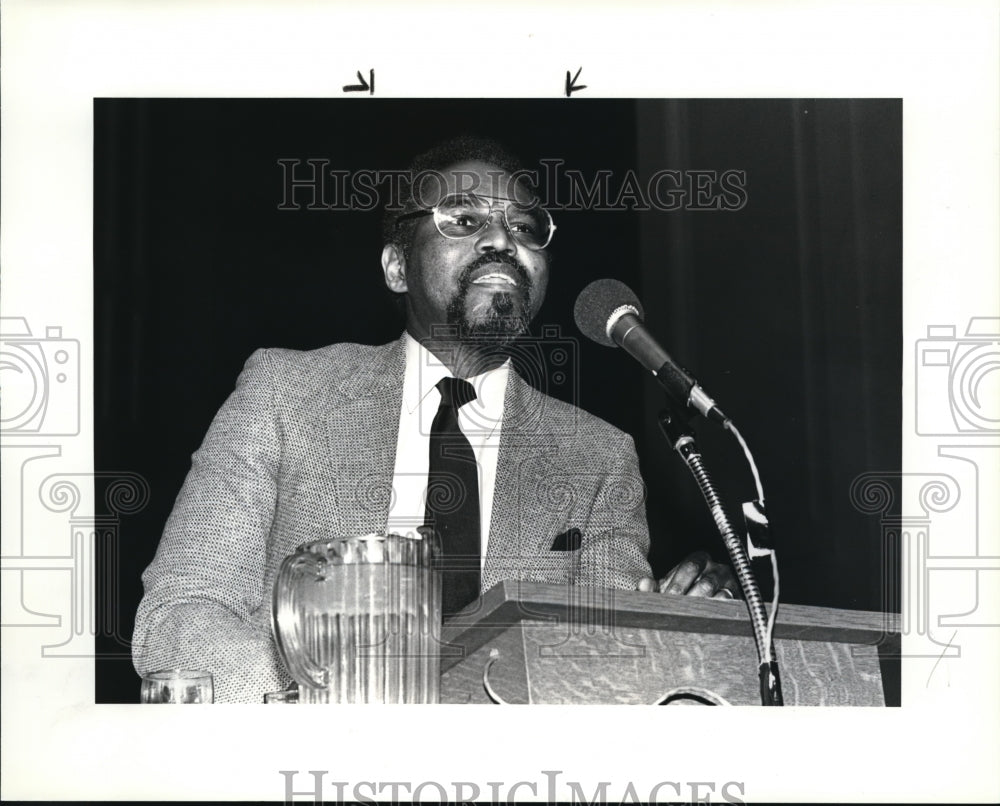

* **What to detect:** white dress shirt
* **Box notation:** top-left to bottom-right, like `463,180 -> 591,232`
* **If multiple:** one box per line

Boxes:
386,333 -> 508,565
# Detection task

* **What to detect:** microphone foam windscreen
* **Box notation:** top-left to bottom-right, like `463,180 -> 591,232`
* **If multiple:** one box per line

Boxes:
573,278 -> 645,347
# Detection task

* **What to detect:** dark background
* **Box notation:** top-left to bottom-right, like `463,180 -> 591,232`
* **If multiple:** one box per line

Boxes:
94,98 -> 901,702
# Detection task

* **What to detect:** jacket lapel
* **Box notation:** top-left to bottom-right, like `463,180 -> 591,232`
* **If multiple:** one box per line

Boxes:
483,371 -> 563,590
324,336 -> 406,536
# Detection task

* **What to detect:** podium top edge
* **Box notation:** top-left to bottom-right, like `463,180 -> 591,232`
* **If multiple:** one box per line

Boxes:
444,580 -> 899,640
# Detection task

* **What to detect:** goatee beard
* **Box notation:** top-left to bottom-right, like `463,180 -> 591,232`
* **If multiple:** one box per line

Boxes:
446,258 -> 533,346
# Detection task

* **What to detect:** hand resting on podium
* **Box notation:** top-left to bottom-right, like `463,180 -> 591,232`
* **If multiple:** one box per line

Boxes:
637,550 -> 741,600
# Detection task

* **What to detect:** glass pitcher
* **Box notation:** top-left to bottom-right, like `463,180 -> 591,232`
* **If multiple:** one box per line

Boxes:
272,531 -> 442,704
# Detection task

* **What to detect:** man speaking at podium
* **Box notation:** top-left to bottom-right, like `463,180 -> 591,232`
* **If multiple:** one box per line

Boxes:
133,137 -> 738,703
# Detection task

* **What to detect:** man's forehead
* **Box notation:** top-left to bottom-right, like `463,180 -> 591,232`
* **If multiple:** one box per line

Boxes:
415,160 -> 537,205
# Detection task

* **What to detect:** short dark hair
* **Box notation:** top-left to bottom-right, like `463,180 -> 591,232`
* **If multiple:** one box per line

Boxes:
380,136 -> 527,258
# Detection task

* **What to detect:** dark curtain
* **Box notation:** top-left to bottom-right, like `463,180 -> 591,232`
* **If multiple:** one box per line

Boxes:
634,100 -> 901,613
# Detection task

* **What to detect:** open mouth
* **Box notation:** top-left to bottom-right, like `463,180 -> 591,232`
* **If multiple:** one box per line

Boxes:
471,270 -> 519,287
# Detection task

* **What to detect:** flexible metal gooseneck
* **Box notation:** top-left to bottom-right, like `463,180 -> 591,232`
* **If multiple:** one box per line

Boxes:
658,406 -> 783,706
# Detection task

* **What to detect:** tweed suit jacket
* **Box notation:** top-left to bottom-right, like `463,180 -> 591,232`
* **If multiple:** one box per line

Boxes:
133,335 -> 652,702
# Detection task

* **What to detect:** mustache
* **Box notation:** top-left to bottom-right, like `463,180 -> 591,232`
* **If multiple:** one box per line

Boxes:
457,253 -> 532,290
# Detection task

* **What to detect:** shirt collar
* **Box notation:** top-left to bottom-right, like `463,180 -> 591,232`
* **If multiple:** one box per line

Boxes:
402,332 -> 509,423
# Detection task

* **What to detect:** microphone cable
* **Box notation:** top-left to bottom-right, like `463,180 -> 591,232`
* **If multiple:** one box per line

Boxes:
725,419 -> 780,678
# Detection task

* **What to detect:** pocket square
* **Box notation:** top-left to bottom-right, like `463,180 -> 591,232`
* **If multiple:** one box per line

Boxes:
550,527 -> 582,552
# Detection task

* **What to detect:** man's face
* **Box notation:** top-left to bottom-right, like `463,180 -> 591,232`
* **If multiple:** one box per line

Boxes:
384,160 -> 550,345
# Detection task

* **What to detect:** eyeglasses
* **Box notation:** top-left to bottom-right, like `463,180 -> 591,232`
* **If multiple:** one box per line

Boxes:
394,193 -> 556,251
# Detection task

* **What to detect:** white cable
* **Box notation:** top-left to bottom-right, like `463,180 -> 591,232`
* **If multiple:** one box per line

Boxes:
724,419 -> 777,661
725,420 -> 765,503
765,549 -> 780,661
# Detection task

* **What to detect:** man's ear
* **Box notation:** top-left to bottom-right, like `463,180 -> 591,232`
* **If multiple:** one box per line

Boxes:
381,244 -> 408,293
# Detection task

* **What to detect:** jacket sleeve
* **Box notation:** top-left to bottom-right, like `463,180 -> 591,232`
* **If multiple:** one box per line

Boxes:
132,349 -> 287,703
576,432 -> 653,591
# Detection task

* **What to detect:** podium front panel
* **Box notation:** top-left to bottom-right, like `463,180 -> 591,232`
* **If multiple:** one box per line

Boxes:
440,582 -> 898,706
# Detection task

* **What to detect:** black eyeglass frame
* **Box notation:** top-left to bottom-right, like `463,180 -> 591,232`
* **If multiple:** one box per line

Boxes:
393,193 -> 556,251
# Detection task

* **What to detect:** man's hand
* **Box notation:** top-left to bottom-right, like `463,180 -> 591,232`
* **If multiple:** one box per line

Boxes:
637,550 -> 742,600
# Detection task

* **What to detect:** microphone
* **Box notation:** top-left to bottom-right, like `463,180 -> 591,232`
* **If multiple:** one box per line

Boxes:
573,278 -> 728,424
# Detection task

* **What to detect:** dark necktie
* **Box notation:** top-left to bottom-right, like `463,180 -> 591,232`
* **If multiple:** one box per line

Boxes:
424,376 -> 481,615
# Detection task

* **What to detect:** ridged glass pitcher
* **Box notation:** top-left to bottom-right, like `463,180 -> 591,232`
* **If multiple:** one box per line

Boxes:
272,532 -> 442,703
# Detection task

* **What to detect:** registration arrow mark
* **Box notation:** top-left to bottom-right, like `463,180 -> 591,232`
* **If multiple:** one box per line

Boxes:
343,69 -> 374,95
565,67 -> 587,97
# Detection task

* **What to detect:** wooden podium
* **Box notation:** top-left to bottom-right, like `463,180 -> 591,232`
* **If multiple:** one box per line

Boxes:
439,581 -> 900,705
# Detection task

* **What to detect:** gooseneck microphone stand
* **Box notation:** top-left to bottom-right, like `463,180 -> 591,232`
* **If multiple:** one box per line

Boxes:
657,400 -> 783,707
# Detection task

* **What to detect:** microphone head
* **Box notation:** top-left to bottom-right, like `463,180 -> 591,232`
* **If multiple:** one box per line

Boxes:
573,279 -> 645,347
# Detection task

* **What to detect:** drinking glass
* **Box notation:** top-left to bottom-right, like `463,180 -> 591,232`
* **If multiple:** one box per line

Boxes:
140,669 -> 214,704
264,687 -> 299,704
